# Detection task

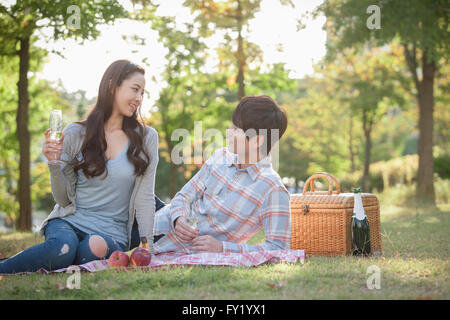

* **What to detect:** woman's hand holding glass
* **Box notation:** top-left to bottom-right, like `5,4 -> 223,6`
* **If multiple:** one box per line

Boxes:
43,128 -> 65,165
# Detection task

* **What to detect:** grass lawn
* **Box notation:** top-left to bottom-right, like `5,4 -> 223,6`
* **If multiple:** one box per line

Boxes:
0,203 -> 449,300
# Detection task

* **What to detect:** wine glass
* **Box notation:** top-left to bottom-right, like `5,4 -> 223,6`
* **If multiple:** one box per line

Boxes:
185,211 -> 199,230
48,109 -> 64,165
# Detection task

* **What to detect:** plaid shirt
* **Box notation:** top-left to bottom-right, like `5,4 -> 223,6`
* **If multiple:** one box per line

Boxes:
153,148 -> 291,254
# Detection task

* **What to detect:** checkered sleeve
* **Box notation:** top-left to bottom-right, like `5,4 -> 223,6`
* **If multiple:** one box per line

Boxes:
222,188 -> 291,252
168,159 -> 212,227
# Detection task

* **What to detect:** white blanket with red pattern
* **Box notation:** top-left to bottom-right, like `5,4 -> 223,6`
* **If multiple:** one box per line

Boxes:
37,249 -> 306,274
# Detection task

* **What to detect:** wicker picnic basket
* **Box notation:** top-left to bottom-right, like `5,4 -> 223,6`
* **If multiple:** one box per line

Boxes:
290,172 -> 382,256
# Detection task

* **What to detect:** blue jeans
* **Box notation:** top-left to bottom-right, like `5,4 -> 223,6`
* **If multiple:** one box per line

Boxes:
0,195 -> 166,274
0,218 -> 126,274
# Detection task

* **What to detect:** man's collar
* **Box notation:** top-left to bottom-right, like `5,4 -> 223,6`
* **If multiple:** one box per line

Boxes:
225,150 -> 272,181
224,149 -> 238,167
246,155 -> 272,181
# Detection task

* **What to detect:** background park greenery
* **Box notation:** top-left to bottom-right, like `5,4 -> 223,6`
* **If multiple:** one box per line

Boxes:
0,0 -> 448,299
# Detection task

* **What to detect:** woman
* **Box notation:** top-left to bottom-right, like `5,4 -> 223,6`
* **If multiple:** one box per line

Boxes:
0,59 -> 165,274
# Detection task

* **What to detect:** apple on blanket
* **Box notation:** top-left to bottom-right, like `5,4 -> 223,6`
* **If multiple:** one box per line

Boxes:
108,242 -> 151,268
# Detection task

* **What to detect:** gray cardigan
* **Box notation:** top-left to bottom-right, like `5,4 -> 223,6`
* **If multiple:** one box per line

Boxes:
37,122 -> 159,252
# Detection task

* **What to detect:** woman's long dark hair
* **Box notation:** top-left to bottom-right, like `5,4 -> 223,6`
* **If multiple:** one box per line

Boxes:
71,60 -> 151,179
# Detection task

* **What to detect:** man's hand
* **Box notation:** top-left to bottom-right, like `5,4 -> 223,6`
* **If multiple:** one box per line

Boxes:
191,235 -> 223,252
174,216 -> 198,243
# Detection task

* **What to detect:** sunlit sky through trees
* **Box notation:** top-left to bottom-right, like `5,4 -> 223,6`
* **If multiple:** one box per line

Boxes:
32,0 -> 326,117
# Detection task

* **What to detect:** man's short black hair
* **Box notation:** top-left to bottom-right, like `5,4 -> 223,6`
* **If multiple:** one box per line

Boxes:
232,95 -> 288,155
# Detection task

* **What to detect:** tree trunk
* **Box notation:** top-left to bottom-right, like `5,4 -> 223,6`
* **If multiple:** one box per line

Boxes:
349,114 -> 356,172
236,1 -> 245,100
361,110 -> 372,193
16,37 -> 32,231
403,44 -> 436,207
416,50 -> 436,207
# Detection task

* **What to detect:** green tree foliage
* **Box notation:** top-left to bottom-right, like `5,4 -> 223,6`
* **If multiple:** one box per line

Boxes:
183,0 -> 294,100
133,5 -> 234,197
184,0 -> 262,100
280,76 -> 351,187
312,0 -> 449,205
324,48 -> 406,191
0,0 -> 127,230
0,54 -> 72,227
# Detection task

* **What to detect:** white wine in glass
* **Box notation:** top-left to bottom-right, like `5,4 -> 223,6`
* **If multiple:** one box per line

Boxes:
185,212 -> 199,230
48,109 -> 64,165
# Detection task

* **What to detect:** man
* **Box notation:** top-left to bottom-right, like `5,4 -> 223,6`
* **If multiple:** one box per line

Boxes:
153,95 -> 290,253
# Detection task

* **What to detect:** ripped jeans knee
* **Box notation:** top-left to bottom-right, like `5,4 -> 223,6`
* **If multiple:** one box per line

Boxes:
0,218 -> 126,274
74,234 -> 125,265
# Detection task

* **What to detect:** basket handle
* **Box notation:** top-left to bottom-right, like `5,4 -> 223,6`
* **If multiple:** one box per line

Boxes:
302,172 -> 341,195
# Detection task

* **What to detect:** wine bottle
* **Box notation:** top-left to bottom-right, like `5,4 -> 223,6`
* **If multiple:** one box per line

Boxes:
351,188 -> 371,256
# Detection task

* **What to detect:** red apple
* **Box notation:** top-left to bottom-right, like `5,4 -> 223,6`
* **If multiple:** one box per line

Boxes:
108,250 -> 129,268
130,247 -> 151,267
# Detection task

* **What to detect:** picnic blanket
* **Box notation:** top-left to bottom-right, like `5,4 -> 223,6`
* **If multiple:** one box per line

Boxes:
40,249 -> 306,274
